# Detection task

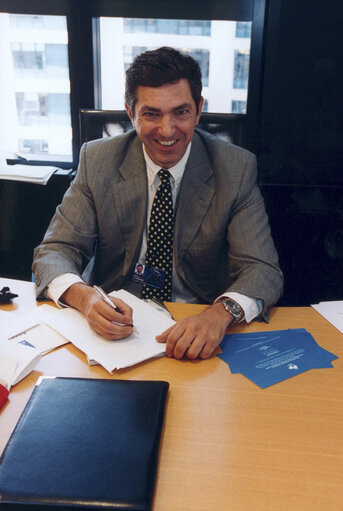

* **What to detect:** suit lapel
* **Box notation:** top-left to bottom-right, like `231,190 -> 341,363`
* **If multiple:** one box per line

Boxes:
111,136 -> 148,277
175,132 -> 215,259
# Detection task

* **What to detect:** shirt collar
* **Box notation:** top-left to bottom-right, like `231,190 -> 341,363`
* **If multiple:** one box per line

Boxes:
143,143 -> 192,188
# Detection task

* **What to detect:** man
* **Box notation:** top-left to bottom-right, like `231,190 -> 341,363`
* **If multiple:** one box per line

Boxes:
33,47 -> 283,360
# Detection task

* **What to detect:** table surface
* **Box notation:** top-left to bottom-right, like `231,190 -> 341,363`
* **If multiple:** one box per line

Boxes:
1,277 -> 343,511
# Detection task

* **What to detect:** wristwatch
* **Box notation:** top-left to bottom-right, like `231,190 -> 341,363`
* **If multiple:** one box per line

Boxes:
220,298 -> 244,324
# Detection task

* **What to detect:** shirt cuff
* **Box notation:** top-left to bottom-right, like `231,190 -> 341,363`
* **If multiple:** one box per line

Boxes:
47,273 -> 84,307
215,292 -> 263,323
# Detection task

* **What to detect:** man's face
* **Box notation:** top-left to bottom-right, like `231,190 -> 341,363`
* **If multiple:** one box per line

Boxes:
126,79 -> 203,169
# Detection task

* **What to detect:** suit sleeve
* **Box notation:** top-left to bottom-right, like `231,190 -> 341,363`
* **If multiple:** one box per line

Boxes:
224,154 -> 283,319
32,142 -> 98,297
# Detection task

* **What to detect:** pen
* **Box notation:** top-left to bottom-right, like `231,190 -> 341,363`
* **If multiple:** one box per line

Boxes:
93,285 -> 139,334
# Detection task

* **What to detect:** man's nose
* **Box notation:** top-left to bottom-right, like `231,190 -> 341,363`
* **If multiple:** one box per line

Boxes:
158,115 -> 174,138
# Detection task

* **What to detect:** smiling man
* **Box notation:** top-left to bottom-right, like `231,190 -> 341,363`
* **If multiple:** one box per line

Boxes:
33,47 -> 283,360
126,79 -> 203,169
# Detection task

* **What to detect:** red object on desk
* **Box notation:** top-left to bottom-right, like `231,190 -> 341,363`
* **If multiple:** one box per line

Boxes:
0,384 -> 9,409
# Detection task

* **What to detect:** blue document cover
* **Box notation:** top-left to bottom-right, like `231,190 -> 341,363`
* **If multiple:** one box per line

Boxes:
218,329 -> 338,388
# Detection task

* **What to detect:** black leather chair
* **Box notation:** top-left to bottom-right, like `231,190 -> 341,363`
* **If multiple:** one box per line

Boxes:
79,109 -> 246,146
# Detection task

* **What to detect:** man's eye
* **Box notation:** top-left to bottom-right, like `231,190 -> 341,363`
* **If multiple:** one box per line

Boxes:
175,110 -> 189,116
143,112 -> 159,118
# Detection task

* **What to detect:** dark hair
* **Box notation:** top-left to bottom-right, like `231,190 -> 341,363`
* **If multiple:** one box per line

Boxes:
125,46 -> 203,114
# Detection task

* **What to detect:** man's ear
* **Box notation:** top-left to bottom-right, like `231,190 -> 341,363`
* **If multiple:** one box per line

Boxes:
196,97 -> 204,124
125,103 -> 134,124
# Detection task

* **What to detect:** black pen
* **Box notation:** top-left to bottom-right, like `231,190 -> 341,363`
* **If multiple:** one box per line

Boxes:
93,285 -> 139,334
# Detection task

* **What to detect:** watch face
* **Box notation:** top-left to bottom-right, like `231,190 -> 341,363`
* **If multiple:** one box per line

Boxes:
223,299 -> 242,320
227,300 -> 240,314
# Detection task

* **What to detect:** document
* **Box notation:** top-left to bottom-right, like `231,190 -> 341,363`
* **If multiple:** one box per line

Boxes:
42,289 -> 175,372
0,355 -> 17,389
12,323 -> 68,355
311,301 -> 343,335
0,304 -> 68,388
1,304 -> 67,354
1,304 -> 57,340
218,328 -> 338,388
0,339 -> 41,387
0,163 -> 58,185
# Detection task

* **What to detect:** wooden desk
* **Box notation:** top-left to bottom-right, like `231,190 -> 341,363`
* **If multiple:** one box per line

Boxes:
1,278 -> 343,510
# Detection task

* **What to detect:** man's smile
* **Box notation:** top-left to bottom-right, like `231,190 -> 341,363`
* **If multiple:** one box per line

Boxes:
158,140 -> 177,146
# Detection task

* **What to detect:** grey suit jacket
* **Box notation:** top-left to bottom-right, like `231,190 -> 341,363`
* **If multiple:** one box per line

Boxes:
33,128 -> 283,317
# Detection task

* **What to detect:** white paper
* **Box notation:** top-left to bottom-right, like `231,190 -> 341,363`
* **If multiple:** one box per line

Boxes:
1,304 -> 57,340
0,304 -> 68,355
0,355 -> 18,389
0,339 -> 41,387
311,301 -> 343,335
13,323 -> 69,354
0,163 -> 57,185
42,289 -> 175,373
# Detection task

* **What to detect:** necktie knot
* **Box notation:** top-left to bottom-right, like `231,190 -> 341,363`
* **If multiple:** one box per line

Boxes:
158,169 -> 171,186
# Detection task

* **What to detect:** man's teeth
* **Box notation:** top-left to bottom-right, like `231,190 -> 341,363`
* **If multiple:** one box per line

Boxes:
159,140 -> 176,146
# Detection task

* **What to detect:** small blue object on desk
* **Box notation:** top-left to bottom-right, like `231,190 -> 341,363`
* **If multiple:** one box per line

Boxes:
218,328 -> 338,388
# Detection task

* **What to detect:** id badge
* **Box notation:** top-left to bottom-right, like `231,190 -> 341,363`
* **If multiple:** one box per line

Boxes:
132,263 -> 166,290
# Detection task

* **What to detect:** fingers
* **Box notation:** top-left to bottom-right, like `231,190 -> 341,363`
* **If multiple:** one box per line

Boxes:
88,315 -> 133,340
155,325 -> 174,343
157,320 -> 220,360
108,297 -> 133,325
156,304 -> 230,360
61,283 -> 135,340
85,293 -> 134,340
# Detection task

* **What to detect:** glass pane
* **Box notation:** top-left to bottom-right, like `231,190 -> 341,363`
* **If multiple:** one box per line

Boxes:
0,13 -> 72,160
99,18 -> 251,114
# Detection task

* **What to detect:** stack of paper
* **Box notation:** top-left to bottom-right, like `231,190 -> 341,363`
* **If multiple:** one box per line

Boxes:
218,328 -> 338,388
0,164 -> 58,185
0,304 -> 69,390
1,305 -> 68,354
0,340 -> 41,389
42,289 -> 175,372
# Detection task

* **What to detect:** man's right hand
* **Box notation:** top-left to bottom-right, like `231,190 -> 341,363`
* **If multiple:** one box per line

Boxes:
61,283 -> 134,340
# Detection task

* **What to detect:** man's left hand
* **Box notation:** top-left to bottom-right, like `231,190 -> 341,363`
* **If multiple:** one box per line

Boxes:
156,302 -> 233,359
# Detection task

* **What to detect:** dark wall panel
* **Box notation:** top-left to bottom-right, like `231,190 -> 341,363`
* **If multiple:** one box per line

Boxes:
0,174 -> 72,280
258,0 -> 343,305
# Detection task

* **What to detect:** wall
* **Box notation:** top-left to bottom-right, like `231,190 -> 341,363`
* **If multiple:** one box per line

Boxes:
0,173 -> 72,280
258,0 -> 343,305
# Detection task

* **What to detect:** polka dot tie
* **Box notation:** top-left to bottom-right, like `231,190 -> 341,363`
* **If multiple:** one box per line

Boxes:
142,169 -> 174,301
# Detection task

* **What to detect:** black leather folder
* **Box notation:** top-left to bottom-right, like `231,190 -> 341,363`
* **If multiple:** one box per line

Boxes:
0,377 -> 169,510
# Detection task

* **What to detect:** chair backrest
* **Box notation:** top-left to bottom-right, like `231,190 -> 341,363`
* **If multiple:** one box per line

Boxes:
79,109 -> 246,147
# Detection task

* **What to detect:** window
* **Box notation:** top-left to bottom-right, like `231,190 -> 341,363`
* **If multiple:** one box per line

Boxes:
233,50 -> 250,89
124,18 -> 211,36
12,43 -> 45,70
0,13 -> 72,160
99,18 -> 251,113
0,0 -> 263,164
232,100 -> 247,113
236,22 -> 251,38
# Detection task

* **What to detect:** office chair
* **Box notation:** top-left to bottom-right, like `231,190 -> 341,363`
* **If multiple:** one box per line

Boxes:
79,109 -> 246,146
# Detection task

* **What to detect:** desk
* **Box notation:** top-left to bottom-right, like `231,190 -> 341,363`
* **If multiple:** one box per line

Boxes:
1,278 -> 343,510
